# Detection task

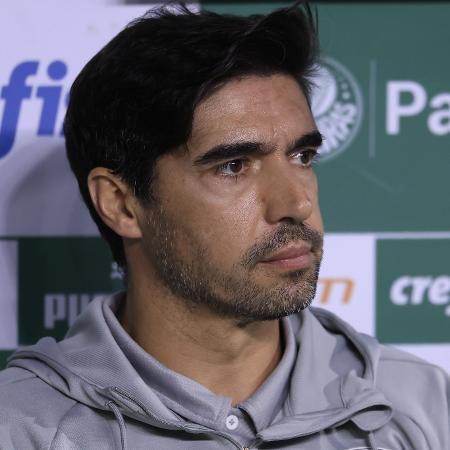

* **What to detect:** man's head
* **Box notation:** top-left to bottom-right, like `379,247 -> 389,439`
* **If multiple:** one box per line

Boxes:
65,3 -> 324,323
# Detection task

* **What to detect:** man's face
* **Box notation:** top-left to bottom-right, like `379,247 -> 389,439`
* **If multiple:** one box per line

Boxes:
138,73 -> 324,324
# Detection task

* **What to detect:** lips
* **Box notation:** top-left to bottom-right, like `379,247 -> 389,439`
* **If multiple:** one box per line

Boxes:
259,243 -> 313,270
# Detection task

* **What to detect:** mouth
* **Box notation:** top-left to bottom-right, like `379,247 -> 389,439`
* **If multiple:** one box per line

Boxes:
258,243 -> 314,271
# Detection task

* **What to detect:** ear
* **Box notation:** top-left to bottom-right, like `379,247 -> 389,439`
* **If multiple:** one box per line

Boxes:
87,167 -> 143,239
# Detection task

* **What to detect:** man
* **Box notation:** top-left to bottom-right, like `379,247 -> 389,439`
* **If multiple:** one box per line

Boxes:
0,3 -> 448,450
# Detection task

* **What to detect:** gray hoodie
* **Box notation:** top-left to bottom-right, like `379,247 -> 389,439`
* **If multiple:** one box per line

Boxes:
0,294 -> 448,450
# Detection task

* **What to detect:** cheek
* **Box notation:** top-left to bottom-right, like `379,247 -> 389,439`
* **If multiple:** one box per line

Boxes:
166,181 -> 259,263
199,201 -> 258,260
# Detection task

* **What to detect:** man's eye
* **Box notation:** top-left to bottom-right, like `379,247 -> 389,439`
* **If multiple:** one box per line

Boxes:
216,159 -> 245,177
293,149 -> 319,167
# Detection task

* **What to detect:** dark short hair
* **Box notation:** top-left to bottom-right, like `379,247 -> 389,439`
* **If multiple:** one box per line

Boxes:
64,2 -> 319,268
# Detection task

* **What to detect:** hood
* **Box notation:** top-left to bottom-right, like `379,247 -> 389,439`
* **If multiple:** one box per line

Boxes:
7,294 -> 392,445
260,307 -> 393,442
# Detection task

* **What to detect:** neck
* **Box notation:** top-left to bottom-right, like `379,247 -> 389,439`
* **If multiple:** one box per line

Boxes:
120,275 -> 282,406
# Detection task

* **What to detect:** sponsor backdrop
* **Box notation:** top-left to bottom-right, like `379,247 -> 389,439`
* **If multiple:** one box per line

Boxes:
0,1 -> 449,373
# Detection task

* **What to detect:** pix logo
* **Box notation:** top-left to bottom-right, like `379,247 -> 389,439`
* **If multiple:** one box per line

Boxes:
0,60 -> 69,159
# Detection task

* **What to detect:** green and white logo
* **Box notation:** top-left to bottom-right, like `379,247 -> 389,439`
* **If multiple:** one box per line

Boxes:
376,238 -> 450,343
311,57 -> 363,161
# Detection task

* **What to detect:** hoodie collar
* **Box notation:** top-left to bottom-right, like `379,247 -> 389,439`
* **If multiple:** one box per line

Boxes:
8,294 -> 393,442
105,292 -> 297,432
238,315 -> 297,432
258,307 -> 392,441
104,293 -> 231,428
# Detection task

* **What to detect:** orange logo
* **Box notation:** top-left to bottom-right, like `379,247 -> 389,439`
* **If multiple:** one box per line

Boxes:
317,278 -> 354,304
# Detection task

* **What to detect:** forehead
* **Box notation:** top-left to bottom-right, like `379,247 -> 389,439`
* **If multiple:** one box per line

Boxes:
188,73 -> 315,153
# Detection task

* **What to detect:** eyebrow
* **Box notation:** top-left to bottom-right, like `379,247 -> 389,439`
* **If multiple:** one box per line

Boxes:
192,130 -> 323,166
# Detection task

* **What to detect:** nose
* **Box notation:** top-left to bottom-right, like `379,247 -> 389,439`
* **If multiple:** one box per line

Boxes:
262,163 -> 313,225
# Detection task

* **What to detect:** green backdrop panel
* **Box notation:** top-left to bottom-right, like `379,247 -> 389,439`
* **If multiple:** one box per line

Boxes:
376,238 -> 450,343
18,237 -> 123,345
202,2 -> 450,232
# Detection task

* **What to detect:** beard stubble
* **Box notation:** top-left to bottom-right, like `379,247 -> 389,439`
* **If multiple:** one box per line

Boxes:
142,203 -> 323,325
